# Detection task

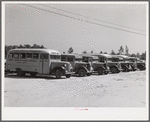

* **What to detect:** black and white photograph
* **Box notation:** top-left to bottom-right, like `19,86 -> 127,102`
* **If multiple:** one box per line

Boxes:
2,1 -> 149,120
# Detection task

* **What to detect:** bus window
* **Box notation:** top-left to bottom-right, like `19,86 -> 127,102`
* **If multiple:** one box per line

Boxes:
14,53 -> 19,59
61,56 -> 66,61
33,53 -> 39,59
44,54 -> 48,59
99,57 -> 105,62
50,55 -> 61,60
67,57 -> 73,61
40,54 -> 48,59
20,53 -> 26,59
27,53 -> 32,59
8,53 -> 14,59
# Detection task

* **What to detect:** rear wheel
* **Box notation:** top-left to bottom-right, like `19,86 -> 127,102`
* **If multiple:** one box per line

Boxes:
55,69 -> 62,79
110,67 -> 118,74
78,69 -> 86,77
16,68 -> 25,76
97,68 -> 104,75
30,72 -> 37,77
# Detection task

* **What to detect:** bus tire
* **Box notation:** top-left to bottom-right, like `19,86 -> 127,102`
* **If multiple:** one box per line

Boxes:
110,67 -> 118,74
16,68 -> 25,76
30,72 -> 37,77
78,69 -> 86,77
55,69 -> 62,79
97,68 -> 104,75
66,74 -> 71,78
87,73 -> 91,76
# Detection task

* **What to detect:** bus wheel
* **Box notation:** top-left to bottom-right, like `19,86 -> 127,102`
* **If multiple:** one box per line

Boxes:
66,74 -> 71,78
16,68 -> 25,76
110,67 -> 118,74
30,72 -> 37,77
97,68 -> 104,75
55,69 -> 62,79
87,73 -> 91,76
78,69 -> 86,77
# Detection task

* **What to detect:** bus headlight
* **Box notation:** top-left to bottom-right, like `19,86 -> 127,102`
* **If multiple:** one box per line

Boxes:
63,64 -> 67,67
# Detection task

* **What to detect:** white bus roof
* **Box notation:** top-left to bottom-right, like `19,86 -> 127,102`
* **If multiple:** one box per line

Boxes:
9,48 -> 61,55
112,55 -> 129,59
61,53 -> 82,59
92,53 -> 112,58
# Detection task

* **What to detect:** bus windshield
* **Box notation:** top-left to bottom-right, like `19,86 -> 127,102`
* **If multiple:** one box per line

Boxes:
50,55 -> 61,60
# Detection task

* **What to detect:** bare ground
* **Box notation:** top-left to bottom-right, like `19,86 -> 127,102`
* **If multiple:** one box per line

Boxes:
4,71 -> 146,107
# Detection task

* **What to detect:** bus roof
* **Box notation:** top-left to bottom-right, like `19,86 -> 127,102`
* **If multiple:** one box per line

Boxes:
61,53 -> 82,59
92,53 -> 112,58
79,54 -> 99,60
112,55 -> 129,59
9,48 -> 61,55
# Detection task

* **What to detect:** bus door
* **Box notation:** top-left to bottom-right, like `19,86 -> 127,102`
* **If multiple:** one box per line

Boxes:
39,54 -> 49,74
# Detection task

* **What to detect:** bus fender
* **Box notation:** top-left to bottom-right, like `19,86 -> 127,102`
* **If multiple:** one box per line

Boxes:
96,66 -> 105,71
76,66 -> 88,74
50,66 -> 66,75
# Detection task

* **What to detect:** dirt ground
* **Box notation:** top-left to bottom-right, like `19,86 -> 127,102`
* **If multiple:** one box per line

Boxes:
4,70 -> 146,107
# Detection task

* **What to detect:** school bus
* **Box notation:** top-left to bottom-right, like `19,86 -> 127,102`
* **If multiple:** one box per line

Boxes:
5,49 -> 72,79
61,54 -> 93,77
79,54 -> 109,75
92,54 -> 122,73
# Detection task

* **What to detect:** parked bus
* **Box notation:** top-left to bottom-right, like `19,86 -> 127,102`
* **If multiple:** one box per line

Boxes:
61,54 -> 93,77
79,54 -> 109,75
92,54 -> 122,73
111,55 -> 133,72
5,49 -> 72,79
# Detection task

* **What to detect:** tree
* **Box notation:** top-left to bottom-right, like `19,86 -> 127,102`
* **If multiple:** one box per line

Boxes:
82,50 -> 87,54
137,52 -> 140,58
19,44 -> 24,48
140,52 -> 146,60
111,50 -> 116,55
68,47 -> 73,54
118,46 -> 124,55
125,45 -> 129,56
91,50 -> 93,53
131,53 -> 136,57
24,44 -> 31,48
100,51 -> 103,54
104,52 -> 107,54
40,45 -> 45,48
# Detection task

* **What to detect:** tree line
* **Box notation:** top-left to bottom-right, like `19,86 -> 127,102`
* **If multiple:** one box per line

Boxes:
66,46 -> 146,60
5,44 -> 146,60
5,44 -> 46,58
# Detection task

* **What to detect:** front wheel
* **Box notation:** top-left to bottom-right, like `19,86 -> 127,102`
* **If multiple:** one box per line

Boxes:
30,72 -> 37,77
66,74 -> 71,78
16,68 -> 25,76
139,65 -> 146,71
55,69 -> 62,79
87,73 -> 91,76
78,69 -> 86,77
97,68 -> 104,75
110,67 -> 118,74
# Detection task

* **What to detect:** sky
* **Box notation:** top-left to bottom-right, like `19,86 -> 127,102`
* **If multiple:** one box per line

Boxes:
4,2 -> 147,55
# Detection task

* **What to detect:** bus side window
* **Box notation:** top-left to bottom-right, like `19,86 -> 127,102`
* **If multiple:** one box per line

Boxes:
14,53 -> 19,59
8,53 -> 14,59
33,53 -> 39,59
27,53 -> 32,59
44,54 -> 48,59
20,53 -> 26,59
61,56 -> 66,61
67,57 -> 73,61
40,54 -> 48,59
